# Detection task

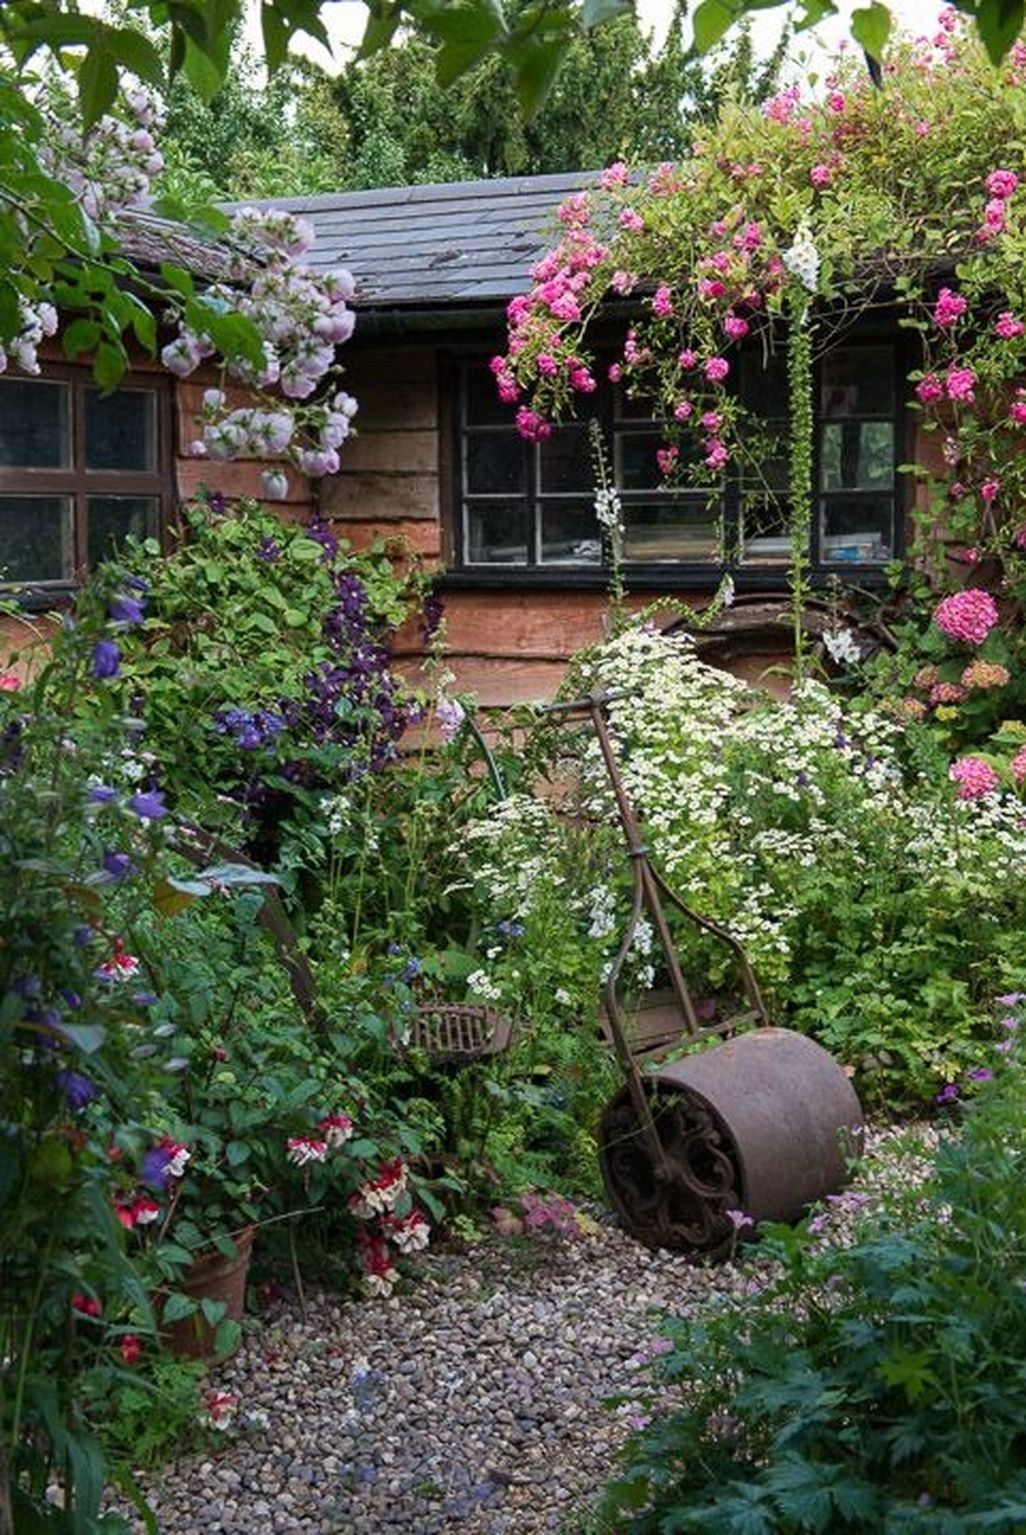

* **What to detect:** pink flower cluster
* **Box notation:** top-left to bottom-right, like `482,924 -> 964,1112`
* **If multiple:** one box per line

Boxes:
933,287 -> 968,327
950,756 -> 1000,800
977,169 -> 1018,242
1011,746 -> 1026,784
933,588 -> 1000,645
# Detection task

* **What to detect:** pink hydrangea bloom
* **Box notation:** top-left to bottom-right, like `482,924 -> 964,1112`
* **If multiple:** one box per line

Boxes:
950,756 -> 1000,800
986,169 -> 1019,200
934,287 -> 968,327
946,367 -> 976,402
933,588 -> 1000,645
929,681 -> 967,705
705,356 -> 730,383
995,311 -> 1025,339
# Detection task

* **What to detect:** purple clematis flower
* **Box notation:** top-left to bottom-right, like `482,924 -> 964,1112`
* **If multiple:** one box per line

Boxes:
92,640 -> 121,679
100,850 -> 135,883
88,784 -> 118,804
56,1070 -> 100,1110
140,1144 -> 173,1191
935,1082 -> 960,1104
109,593 -> 146,626
128,789 -> 167,821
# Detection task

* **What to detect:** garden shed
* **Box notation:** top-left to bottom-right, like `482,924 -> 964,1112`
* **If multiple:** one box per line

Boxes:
259,170 -> 932,705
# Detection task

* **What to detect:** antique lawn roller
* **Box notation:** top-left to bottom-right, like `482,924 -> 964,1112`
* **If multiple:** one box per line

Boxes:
541,692 -> 864,1259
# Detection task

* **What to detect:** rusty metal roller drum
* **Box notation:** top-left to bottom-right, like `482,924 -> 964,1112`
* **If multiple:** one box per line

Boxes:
599,1027 -> 864,1256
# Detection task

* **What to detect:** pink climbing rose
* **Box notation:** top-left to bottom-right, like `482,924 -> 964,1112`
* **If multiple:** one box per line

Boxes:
986,169 -> 1019,199
933,287 -> 968,327
945,367 -> 976,402
933,589 -> 1000,646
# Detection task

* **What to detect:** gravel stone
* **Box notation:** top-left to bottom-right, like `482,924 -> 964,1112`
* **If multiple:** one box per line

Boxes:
121,1123 -> 919,1533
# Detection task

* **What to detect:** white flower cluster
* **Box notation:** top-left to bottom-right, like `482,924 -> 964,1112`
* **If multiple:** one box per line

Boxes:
783,221 -> 821,294
42,86 -> 165,223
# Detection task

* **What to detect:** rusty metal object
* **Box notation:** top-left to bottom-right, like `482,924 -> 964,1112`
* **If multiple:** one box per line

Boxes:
599,1028 -> 864,1255
405,1003 -> 513,1063
540,689 -> 865,1257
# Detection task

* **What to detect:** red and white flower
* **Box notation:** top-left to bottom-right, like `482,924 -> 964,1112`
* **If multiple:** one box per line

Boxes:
159,1136 -> 190,1178
115,1193 -> 160,1229
355,1158 -> 408,1214
96,938 -> 141,982
318,1112 -> 354,1149
200,1390 -> 240,1430
383,1209 -> 431,1255
286,1135 -> 328,1167
358,1231 -> 399,1298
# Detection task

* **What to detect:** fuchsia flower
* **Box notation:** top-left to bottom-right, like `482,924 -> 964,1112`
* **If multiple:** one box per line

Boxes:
933,588 -> 1000,645
995,311 -> 1025,339
119,1335 -> 141,1366
356,1158 -> 409,1214
72,1292 -> 101,1318
934,287 -> 968,327
286,1135 -> 328,1167
115,1194 -> 160,1229
383,1209 -> 431,1254
950,756 -> 1001,799
95,939 -> 140,983
358,1232 -> 399,1297
318,1113 -> 354,1148
201,1390 -> 240,1431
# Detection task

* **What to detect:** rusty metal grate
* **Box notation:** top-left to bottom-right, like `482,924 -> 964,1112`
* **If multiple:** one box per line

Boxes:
406,1004 -> 514,1063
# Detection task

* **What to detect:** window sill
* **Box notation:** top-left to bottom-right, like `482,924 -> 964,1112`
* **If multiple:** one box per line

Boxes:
436,565 -> 890,593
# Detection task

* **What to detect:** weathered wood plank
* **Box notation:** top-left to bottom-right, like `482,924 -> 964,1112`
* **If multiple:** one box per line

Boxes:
321,471 -> 439,522
342,429 -> 438,474
176,458 -> 312,506
348,380 -> 438,431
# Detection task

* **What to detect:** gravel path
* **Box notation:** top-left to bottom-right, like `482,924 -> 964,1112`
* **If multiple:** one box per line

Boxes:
131,1226 -> 759,1535
130,1125 -> 925,1535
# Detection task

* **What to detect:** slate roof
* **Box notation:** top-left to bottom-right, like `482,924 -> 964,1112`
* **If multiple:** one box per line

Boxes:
251,171 -> 594,311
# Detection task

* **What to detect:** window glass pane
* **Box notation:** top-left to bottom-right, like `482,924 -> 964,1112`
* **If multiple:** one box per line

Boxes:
740,497 -> 792,563
820,496 -> 894,564
740,349 -> 788,418
0,381 -> 69,467
465,366 -> 517,426
821,421 -> 893,491
0,496 -> 72,581
540,502 -> 602,564
820,347 -> 894,417
466,500 -> 529,563
87,496 -> 158,567
539,425 -> 591,492
624,500 -> 720,562
615,388 -> 661,421
616,431 -> 673,490
86,389 -> 156,471
465,431 -> 524,494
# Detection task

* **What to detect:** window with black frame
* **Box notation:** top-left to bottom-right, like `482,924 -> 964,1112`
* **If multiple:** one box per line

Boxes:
454,340 -> 902,578
0,371 -> 168,588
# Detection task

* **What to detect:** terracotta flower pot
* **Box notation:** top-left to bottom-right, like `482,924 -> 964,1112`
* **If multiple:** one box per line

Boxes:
161,1226 -> 255,1360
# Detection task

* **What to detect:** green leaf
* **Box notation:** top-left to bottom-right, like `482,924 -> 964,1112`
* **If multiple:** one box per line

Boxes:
197,862 -> 280,887
57,1022 -> 107,1055
29,1138 -> 74,1187
107,25 -> 166,86
161,1292 -> 198,1323
93,340 -> 128,393
200,1296 -> 227,1325
213,1317 -> 242,1355
975,0 -> 1025,65
691,0 -> 736,54
511,37 -> 569,118
160,263 -> 195,299
358,1 -> 402,56
225,1139 -> 251,1167
78,46 -> 120,130
62,318 -> 102,360
850,2 -> 892,59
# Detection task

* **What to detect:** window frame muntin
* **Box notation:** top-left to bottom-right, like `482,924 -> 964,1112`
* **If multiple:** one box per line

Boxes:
0,364 -> 172,590
445,326 -> 910,588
